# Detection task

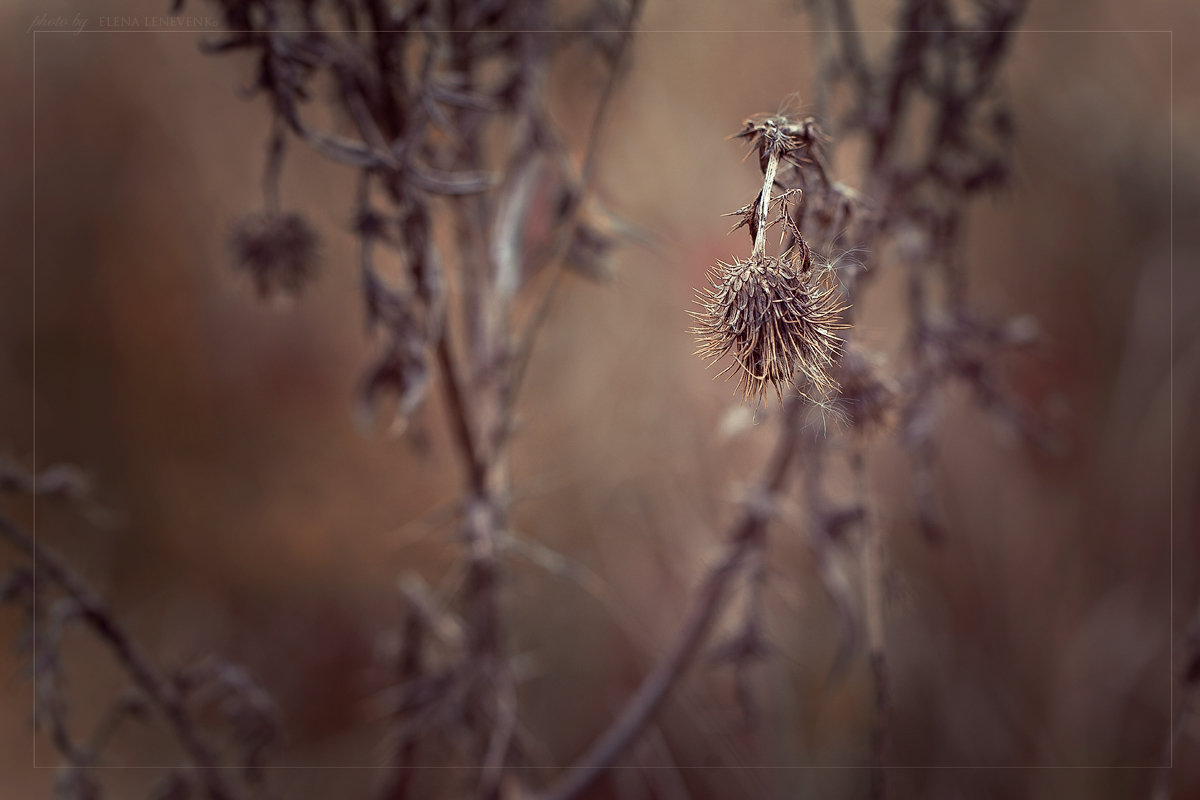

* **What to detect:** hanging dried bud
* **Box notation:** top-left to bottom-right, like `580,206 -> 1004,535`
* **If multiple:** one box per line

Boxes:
692,254 -> 848,403
229,211 -> 319,298
356,340 -> 430,435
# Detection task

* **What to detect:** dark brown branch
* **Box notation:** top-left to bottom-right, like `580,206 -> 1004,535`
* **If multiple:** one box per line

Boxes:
435,332 -> 489,498
829,0 -> 872,97
534,398 -> 806,800
0,513 -> 239,800
379,583 -> 431,800
851,444 -> 888,800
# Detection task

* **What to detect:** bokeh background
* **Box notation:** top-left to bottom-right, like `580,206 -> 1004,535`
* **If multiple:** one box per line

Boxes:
1,0 -> 1198,798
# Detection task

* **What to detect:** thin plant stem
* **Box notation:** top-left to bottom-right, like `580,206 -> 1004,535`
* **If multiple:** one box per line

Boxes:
852,444 -> 889,800
0,514 -> 239,800
752,148 -> 780,260
535,399 -> 806,800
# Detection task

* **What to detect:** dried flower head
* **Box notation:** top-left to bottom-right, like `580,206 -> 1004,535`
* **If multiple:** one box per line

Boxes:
229,211 -> 319,298
696,108 -> 850,403
692,253 -> 847,403
735,113 -> 828,171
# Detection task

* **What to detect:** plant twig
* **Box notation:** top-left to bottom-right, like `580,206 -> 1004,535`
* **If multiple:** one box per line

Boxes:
852,443 -> 888,799
0,513 -> 240,800
535,398 -> 806,800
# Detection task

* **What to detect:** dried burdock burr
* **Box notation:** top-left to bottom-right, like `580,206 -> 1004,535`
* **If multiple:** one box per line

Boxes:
693,254 -> 846,402
692,114 -> 849,403
229,210 -> 320,299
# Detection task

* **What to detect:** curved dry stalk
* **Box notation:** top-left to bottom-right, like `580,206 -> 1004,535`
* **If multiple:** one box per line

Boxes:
535,398 -> 807,800
0,513 -> 240,800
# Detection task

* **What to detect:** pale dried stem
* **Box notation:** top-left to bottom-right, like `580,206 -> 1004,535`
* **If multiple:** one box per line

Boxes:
752,149 -> 780,260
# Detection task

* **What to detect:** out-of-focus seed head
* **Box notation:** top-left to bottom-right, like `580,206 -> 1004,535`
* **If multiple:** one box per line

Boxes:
692,254 -> 848,403
229,211 -> 320,298
835,348 -> 899,431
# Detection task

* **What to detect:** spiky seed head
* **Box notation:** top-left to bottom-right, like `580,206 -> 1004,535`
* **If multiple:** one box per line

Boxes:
691,254 -> 848,403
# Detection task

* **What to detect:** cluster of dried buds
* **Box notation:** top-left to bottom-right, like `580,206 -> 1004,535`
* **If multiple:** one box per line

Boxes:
692,115 -> 849,404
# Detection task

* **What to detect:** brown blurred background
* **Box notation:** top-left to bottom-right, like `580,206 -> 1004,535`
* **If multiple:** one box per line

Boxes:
2,0 -> 1198,798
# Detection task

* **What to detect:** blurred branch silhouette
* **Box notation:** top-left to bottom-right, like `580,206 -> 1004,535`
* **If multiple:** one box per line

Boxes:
13,2 -> 1182,800
2,462 -> 278,800
553,2 -> 1045,798
202,0 -> 647,797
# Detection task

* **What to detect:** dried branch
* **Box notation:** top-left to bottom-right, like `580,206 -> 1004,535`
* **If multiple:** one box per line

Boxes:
851,443 -> 888,799
0,513 -> 241,800
9,4 -> 1039,799
535,398 -> 807,800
